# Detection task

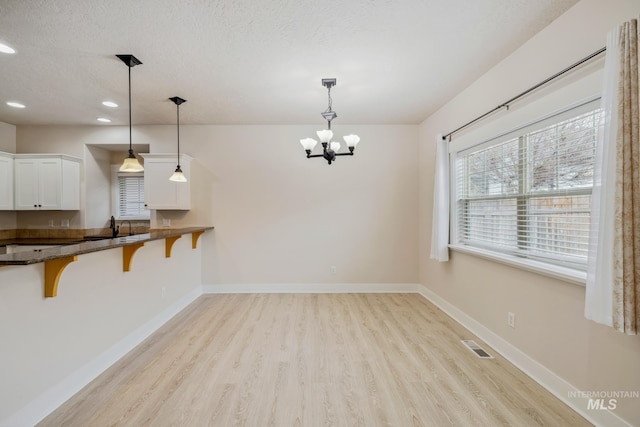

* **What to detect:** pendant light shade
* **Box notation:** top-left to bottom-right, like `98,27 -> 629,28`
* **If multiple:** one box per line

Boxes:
117,54 -> 144,172
169,167 -> 187,182
120,154 -> 144,172
168,96 -> 187,183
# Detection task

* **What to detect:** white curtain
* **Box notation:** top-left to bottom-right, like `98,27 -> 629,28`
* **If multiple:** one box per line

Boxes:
585,27 -> 620,327
430,134 -> 450,262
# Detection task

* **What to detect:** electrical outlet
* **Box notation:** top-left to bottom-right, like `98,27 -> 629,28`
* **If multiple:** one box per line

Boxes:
162,219 -> 171,227
507,312 -> 516,328
48,219 -> 54,228
330,266 -> 337,275
61,219 -> 70,228
161,287 -> 166,298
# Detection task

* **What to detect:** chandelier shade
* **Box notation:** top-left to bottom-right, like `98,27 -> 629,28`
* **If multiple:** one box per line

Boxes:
300,138 -> 318,151
344,134 -> 360,148
316,129 -> 333,143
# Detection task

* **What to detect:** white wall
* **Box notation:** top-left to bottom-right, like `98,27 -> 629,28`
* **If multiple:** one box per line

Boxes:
0,122 -> 16,229
84,145 -> 113,229
0,122 -> 15,153
419,0 -> 640,425
17,124 -> 420,285
0,237 -> 203,425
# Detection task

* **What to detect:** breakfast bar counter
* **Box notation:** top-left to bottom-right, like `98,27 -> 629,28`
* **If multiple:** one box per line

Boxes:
0,226 -> 213,298
0,227 -> 213,265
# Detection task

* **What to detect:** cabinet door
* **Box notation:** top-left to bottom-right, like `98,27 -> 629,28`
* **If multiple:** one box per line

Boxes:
38,158 -> 62,209
144,158 -> 180,209
14,159 -> 39,209
0,155 -> 13,210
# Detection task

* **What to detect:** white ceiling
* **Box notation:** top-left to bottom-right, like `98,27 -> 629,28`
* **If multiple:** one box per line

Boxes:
0,0 -> 578,126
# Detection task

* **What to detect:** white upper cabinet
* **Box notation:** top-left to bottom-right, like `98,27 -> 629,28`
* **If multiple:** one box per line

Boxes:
14,154 -> 81,210
0,152 -> 14,210
140,153 -> 192,210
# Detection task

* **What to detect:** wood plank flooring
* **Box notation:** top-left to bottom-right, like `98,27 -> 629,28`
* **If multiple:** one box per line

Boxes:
38,294 -> 590,426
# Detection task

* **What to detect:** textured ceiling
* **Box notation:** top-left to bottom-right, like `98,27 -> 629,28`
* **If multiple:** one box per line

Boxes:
0,0 -> 578,126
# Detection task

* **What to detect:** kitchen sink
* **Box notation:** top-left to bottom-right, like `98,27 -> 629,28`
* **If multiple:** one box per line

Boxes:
81,235 -> 113,241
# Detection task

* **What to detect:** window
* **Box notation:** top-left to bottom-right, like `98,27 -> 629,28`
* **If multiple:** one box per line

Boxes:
115,172 -> 149,220
453,103 -> 600,272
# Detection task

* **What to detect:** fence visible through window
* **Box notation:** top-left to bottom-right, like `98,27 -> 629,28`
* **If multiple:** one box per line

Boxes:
455,107 -> 599,270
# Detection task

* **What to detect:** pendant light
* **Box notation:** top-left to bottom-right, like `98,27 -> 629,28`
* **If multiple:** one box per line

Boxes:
116,54 -> 144,172
168,96 -> 187,182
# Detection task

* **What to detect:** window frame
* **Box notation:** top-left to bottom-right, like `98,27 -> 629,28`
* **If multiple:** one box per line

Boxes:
110,165 -> 150,221
448,98 -> 601,285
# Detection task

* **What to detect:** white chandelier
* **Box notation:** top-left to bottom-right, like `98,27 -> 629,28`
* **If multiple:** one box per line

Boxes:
300,78 -> 360,165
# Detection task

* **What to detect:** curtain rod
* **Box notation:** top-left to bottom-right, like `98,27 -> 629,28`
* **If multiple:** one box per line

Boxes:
442,46 -> 607,141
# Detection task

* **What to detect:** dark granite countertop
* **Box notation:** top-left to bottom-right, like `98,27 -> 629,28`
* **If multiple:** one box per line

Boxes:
0,227 -> 213,265
0,237 -> 88,246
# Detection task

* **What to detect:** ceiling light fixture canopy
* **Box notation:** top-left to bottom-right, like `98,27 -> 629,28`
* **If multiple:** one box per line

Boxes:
300,78 -> 360,165
168,96 -> 187,183
117,54 -> 144,172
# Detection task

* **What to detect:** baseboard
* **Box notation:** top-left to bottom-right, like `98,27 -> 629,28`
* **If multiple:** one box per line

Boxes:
1,287 -> 203,427
202,283 -> 419,294
415,284 -> 631,427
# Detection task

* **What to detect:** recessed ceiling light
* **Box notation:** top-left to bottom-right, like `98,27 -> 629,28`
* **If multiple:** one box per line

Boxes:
102,101 -> 118,108
0,43 -> 15,54
97,117 -> 111,123
6,101 -> 25,108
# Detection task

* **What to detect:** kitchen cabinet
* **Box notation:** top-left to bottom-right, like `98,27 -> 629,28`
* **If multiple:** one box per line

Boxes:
140,153 -> 192,210
14,154 -> 81,210
0,152 -> 14,210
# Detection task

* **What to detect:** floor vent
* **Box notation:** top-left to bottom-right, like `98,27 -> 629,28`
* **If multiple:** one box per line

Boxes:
461,340 -> 494,359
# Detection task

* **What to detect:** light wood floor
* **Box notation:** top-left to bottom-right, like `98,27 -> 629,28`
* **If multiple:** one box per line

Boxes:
39,294 -> 590,426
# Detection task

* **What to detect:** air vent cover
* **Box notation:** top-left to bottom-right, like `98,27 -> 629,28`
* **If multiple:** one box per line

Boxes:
461,340 -> 494,359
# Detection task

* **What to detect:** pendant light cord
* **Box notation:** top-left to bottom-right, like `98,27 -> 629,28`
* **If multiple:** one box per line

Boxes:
176,103 -> 181,167
128,65 -> 133,154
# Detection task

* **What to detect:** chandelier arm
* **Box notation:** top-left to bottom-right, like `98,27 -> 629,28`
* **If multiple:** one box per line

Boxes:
335,152 -> 355,157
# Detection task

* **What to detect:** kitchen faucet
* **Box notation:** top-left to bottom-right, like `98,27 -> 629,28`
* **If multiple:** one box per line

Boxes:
121,220 -> 134,236
110,216 -> 119,238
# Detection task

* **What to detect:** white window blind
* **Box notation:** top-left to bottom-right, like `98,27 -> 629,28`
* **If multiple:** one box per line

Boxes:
117,173 -> 149,219
453,104 -> 600,271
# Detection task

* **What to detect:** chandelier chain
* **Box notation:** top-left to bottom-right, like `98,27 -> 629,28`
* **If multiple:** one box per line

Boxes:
324,86 -> 333,113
